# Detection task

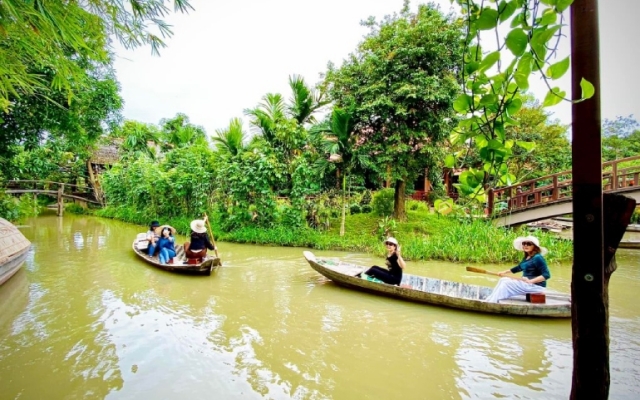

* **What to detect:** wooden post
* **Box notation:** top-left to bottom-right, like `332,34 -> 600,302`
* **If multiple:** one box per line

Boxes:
57,185 -> 64,216
611,162 -> 618,190
487,188 -> 494,215
569,1 -> 607,398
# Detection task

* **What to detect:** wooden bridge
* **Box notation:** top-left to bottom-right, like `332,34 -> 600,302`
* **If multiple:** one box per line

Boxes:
488,155 -> 640,227
2,180 -> 101,216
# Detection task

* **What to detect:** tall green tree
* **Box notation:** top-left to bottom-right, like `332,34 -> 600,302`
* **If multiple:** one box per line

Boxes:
310,107 -> 362,235
0,0 -> 193,111
112,120 -> 160,160
325,2 -> 462,219
160,113 -> 208,150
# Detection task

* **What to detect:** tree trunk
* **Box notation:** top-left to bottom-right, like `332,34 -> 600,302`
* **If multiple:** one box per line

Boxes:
340,173 -> 346,236
571,193 -> 636,399
393,179 -> 406,221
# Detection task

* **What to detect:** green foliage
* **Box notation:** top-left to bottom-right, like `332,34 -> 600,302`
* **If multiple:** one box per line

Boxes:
326,4 -> 462,218
360,190 -> 372,206
349,203 -> 362,215
0,0 -> 193,111
65,203 -> 90,215
371,189 -> 395,217
450,0 -> 590,205
631,208 -> 640,225
407,200 -> 429,212
0,191 -> 19,221
601,115 -> 640,161
0,193 -> 42,222
376,216 -> 397,240
361,204 -> 373,214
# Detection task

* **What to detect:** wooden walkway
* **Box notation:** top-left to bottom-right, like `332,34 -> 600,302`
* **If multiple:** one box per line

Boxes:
488,155 -> 640,226
2,180 -> 101,215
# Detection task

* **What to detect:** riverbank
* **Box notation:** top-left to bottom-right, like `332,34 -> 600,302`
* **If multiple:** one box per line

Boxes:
92,206 -> 573,264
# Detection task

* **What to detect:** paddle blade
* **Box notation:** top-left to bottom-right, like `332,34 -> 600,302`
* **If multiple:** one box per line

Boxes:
466,266 -> 488,274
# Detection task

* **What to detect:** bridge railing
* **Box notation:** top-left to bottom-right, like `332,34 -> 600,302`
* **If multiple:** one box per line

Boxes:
488,155 -> 640,215
1,180 -> 100,204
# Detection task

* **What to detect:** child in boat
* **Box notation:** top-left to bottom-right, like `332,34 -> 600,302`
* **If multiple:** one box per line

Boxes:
156,226 -> 176,265
146,220 -> 161,257
485,235 -> 551,303
359,237 -> 406,285
184,217 -> 216,262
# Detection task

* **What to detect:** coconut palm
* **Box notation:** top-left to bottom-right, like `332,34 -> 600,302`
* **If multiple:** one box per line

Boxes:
243,93 -> 286,143
287,75 -> 330,126
213,118 -> 248,156
310,107 -> 364,236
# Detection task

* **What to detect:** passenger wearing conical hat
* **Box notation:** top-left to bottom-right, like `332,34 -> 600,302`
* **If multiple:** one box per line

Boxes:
485,235 -> 551,303
184,216 -> 216,262
358,237 -> 406,285
146,220 -> 161,257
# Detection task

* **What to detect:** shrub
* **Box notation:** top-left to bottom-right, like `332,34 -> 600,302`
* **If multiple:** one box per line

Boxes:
407,199 -> 429,212
349,203 -> 362,214
371,188 -> 395,217
360,190 -> 372,206
361,204 -> 372,214
631,207 -> 640,224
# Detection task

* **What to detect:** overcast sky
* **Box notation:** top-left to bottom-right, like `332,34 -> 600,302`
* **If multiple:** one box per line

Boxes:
112,0 -> 640,136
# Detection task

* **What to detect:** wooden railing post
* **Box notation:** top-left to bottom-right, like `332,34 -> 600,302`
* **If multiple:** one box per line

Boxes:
552,175 -> 559,200
57,184 -> 64,217
487,188 -> 494,215
611,161 -> 618,190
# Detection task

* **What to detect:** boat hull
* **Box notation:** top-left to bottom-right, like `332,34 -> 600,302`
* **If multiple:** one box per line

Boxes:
0,246 -> 29,286
132,235 -> 221,275
303,251 -> 571,318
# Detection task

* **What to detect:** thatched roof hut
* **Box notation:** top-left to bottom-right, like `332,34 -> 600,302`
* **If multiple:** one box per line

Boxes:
0,218 -> 31,265
89,142 -> 121,166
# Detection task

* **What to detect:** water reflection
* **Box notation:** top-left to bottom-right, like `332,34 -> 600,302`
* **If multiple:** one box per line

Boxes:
0,213 -> 638,399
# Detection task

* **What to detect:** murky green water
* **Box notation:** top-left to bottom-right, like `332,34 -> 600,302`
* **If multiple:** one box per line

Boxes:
1,213 -> 638,399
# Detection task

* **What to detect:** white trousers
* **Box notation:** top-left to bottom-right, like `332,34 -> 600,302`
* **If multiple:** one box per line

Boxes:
485,278 -> 545,303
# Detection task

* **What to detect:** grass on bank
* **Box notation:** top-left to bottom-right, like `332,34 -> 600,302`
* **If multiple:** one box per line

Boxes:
93,206 -> 573,264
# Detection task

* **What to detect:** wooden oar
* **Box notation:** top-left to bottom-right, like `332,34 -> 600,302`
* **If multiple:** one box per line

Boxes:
203,213 -> 219,258
466,266 -> 523,281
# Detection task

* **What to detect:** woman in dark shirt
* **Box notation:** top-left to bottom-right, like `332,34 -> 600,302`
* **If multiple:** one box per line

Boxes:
360,237 -> 406,285
485,235 -> 551,303
184,218 -> 216,262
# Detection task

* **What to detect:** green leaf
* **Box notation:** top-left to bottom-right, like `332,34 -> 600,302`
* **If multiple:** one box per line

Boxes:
580,78 -> 595,99
506,29 -> 528,57
516,141 -> 536,151
465,61 -> 480,75
453,94 -> 473,113
479,51 -> 500,71
543,87 -> 566,107
476,8 -> 499,30
506,98 -> 523,115
538,9 -> 557,25
479,94 -> 498,107
498,1 -> 517,23
556,0 -> 574,12
510,12 -> 525,28
546,57 -> 570,80
540,0 -> 558,5
514,72 -> 529,90
444,154 -> 456,168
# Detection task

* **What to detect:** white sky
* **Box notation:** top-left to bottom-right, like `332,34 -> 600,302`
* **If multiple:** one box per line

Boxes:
112,0 -> 640,136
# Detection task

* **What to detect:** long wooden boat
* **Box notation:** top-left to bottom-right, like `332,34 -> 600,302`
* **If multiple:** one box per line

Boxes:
0,218 -> 31,286
619,240 -> 640,249
133,233 -> 221,275
303,251 -> 571,318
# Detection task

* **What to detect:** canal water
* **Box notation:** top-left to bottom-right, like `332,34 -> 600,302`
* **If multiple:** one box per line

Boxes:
1,213 -> 638,399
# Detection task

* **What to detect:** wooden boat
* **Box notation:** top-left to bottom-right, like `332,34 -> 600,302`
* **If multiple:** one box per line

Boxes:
133,233 -> 221,275
303,251 -> 571,318
0,218 -> 31,286
619,240 -> 640,249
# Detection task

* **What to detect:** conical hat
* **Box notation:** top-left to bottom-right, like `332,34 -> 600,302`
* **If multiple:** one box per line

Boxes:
0,218 -> 31,264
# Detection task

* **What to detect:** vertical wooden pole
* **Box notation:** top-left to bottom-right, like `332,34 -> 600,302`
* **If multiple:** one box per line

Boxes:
57,184 -> 64,217
570,1 -> 607,398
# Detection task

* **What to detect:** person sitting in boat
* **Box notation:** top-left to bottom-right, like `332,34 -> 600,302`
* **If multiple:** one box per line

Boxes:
146,220 -> 161,257
358,237 -> 405,285
156,226 -> 177,265
184,217 -> 216,262
485,235 -> 551,303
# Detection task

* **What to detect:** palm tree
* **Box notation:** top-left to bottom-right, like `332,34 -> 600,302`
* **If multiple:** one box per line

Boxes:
212,118 -> 248,156
287,75 -> 330,126
116,120 -> 159,159
310,107 -> 363,236
160,113 -> 208,149
243,93 -> 286,143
